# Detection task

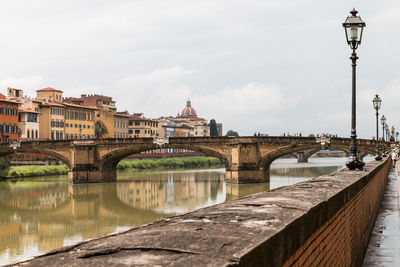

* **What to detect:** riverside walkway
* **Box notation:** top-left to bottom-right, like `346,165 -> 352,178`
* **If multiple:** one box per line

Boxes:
363,162 -> 400,266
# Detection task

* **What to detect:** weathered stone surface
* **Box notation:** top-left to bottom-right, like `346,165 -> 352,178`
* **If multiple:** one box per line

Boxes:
10,159 -> 389,267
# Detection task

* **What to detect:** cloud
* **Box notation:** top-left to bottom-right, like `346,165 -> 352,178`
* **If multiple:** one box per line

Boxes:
112,66 -> 301,135
0,76 -> 47,97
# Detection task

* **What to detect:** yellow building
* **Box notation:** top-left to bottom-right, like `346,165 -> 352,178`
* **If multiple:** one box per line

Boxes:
114,113 -> 130,138
36,88 -> 65,140
64,94 -> 116,138
128,113 -> 159,138
64,103 -> 96,140
36,87 -> 63,103
39,102 -> 65,140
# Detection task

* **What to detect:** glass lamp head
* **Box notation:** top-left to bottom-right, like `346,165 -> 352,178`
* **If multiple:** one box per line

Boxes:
381,115 -> 386,125
372,94 -> 382,110
343,8 -> 366,49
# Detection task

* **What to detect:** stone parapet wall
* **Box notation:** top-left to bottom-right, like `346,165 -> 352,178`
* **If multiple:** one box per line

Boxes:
283,158 -> 390,266
13,158 -> 390,266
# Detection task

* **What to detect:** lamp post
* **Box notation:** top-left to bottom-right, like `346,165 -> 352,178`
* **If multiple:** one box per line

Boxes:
385,123 -> 390,152
381,115 -> 386,156
372,94 -> 382,160
343,8 -> 366,170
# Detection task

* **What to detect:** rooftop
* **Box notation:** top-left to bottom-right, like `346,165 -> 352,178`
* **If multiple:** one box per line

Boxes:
37,87 -> 63,93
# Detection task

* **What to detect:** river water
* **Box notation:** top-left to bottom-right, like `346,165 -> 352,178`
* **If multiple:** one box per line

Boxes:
0,157 -> 372,265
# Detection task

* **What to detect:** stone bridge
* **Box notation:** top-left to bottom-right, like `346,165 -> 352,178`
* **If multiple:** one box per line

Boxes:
0,136 -> 380,183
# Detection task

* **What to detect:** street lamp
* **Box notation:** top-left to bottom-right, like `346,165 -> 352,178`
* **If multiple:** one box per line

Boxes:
381,115 -> 386,156
372,94 -> 382,160
385,123 -> 390,152
343,8 -> 366,170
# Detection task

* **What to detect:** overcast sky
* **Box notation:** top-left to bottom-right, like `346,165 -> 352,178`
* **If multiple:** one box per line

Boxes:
0,0 -> 399,138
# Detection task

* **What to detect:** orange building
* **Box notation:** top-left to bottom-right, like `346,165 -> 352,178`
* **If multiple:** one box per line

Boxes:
0,93 -> 19,143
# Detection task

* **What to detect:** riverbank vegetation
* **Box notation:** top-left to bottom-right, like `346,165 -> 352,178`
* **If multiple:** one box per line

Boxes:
116,157 -> 222,171
0,157 -> 223,178
0,165 -> 68,178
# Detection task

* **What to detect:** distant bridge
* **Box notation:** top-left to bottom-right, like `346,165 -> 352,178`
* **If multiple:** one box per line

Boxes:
0,136 -> 381,183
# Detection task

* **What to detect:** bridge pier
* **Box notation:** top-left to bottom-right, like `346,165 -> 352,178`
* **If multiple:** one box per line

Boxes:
296,151 -> 308,163
68,141 -> 116,183
68,168 -> 116,183
226,169 -> 269,183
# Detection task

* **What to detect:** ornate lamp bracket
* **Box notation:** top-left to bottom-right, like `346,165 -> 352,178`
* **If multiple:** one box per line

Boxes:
153,137 -> 169,148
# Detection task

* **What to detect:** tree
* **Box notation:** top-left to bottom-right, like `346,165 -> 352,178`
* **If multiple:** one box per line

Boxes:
209,119 -> 219,136
95,120 -> 108,138
225,130 -> 239,137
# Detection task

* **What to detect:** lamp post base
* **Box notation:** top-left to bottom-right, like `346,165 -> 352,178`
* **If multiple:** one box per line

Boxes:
346,157 -> 365,170
375,155 -> 382,161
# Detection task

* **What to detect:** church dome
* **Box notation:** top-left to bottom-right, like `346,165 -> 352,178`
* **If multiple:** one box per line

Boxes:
181,99 -> 197,118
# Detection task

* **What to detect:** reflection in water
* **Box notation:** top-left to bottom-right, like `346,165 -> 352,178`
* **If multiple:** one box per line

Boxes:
0,157 -> 347,265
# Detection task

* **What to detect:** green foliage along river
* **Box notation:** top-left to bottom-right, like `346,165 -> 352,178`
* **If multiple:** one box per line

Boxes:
0,157 -> 223,179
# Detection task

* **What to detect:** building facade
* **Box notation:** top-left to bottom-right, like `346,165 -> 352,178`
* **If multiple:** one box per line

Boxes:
64,103 -> 96,140
64,94 -> 116,138
18,109 -> 39,140
39,102 -> 65,140
128,113 -> 159,138
175,100 -> 210,137
114,113 -> 130,138
0,94 -> 19,143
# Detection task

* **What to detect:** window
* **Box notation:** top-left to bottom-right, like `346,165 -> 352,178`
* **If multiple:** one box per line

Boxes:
35,130 -> 38,138
135,130 -> 140,134
75,124 -> 77,128
13,107 -> 17,115
3,105 -> 6,115
87,125 -> 90,129
51,131 -> 55,140
27,130 -> 30,138
135,121 -> 140,126
56,121 -> 60,127
8,107 -> 11,115
83,125 -> 86,128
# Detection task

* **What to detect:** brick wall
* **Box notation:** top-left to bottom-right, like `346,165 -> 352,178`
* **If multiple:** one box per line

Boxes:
283,158 -> 390,266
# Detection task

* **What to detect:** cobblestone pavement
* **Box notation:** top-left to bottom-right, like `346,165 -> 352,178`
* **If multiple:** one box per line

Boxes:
363,160 -> 400,266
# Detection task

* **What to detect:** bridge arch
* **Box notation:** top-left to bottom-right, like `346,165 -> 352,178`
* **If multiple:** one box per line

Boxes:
99,144 -> 230,171
259,143 -> 376,170
302,148 -> 350,160
1,147 -> 72,169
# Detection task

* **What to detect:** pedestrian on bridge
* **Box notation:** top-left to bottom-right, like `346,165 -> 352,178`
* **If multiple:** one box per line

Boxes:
391,149 -> 398,168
